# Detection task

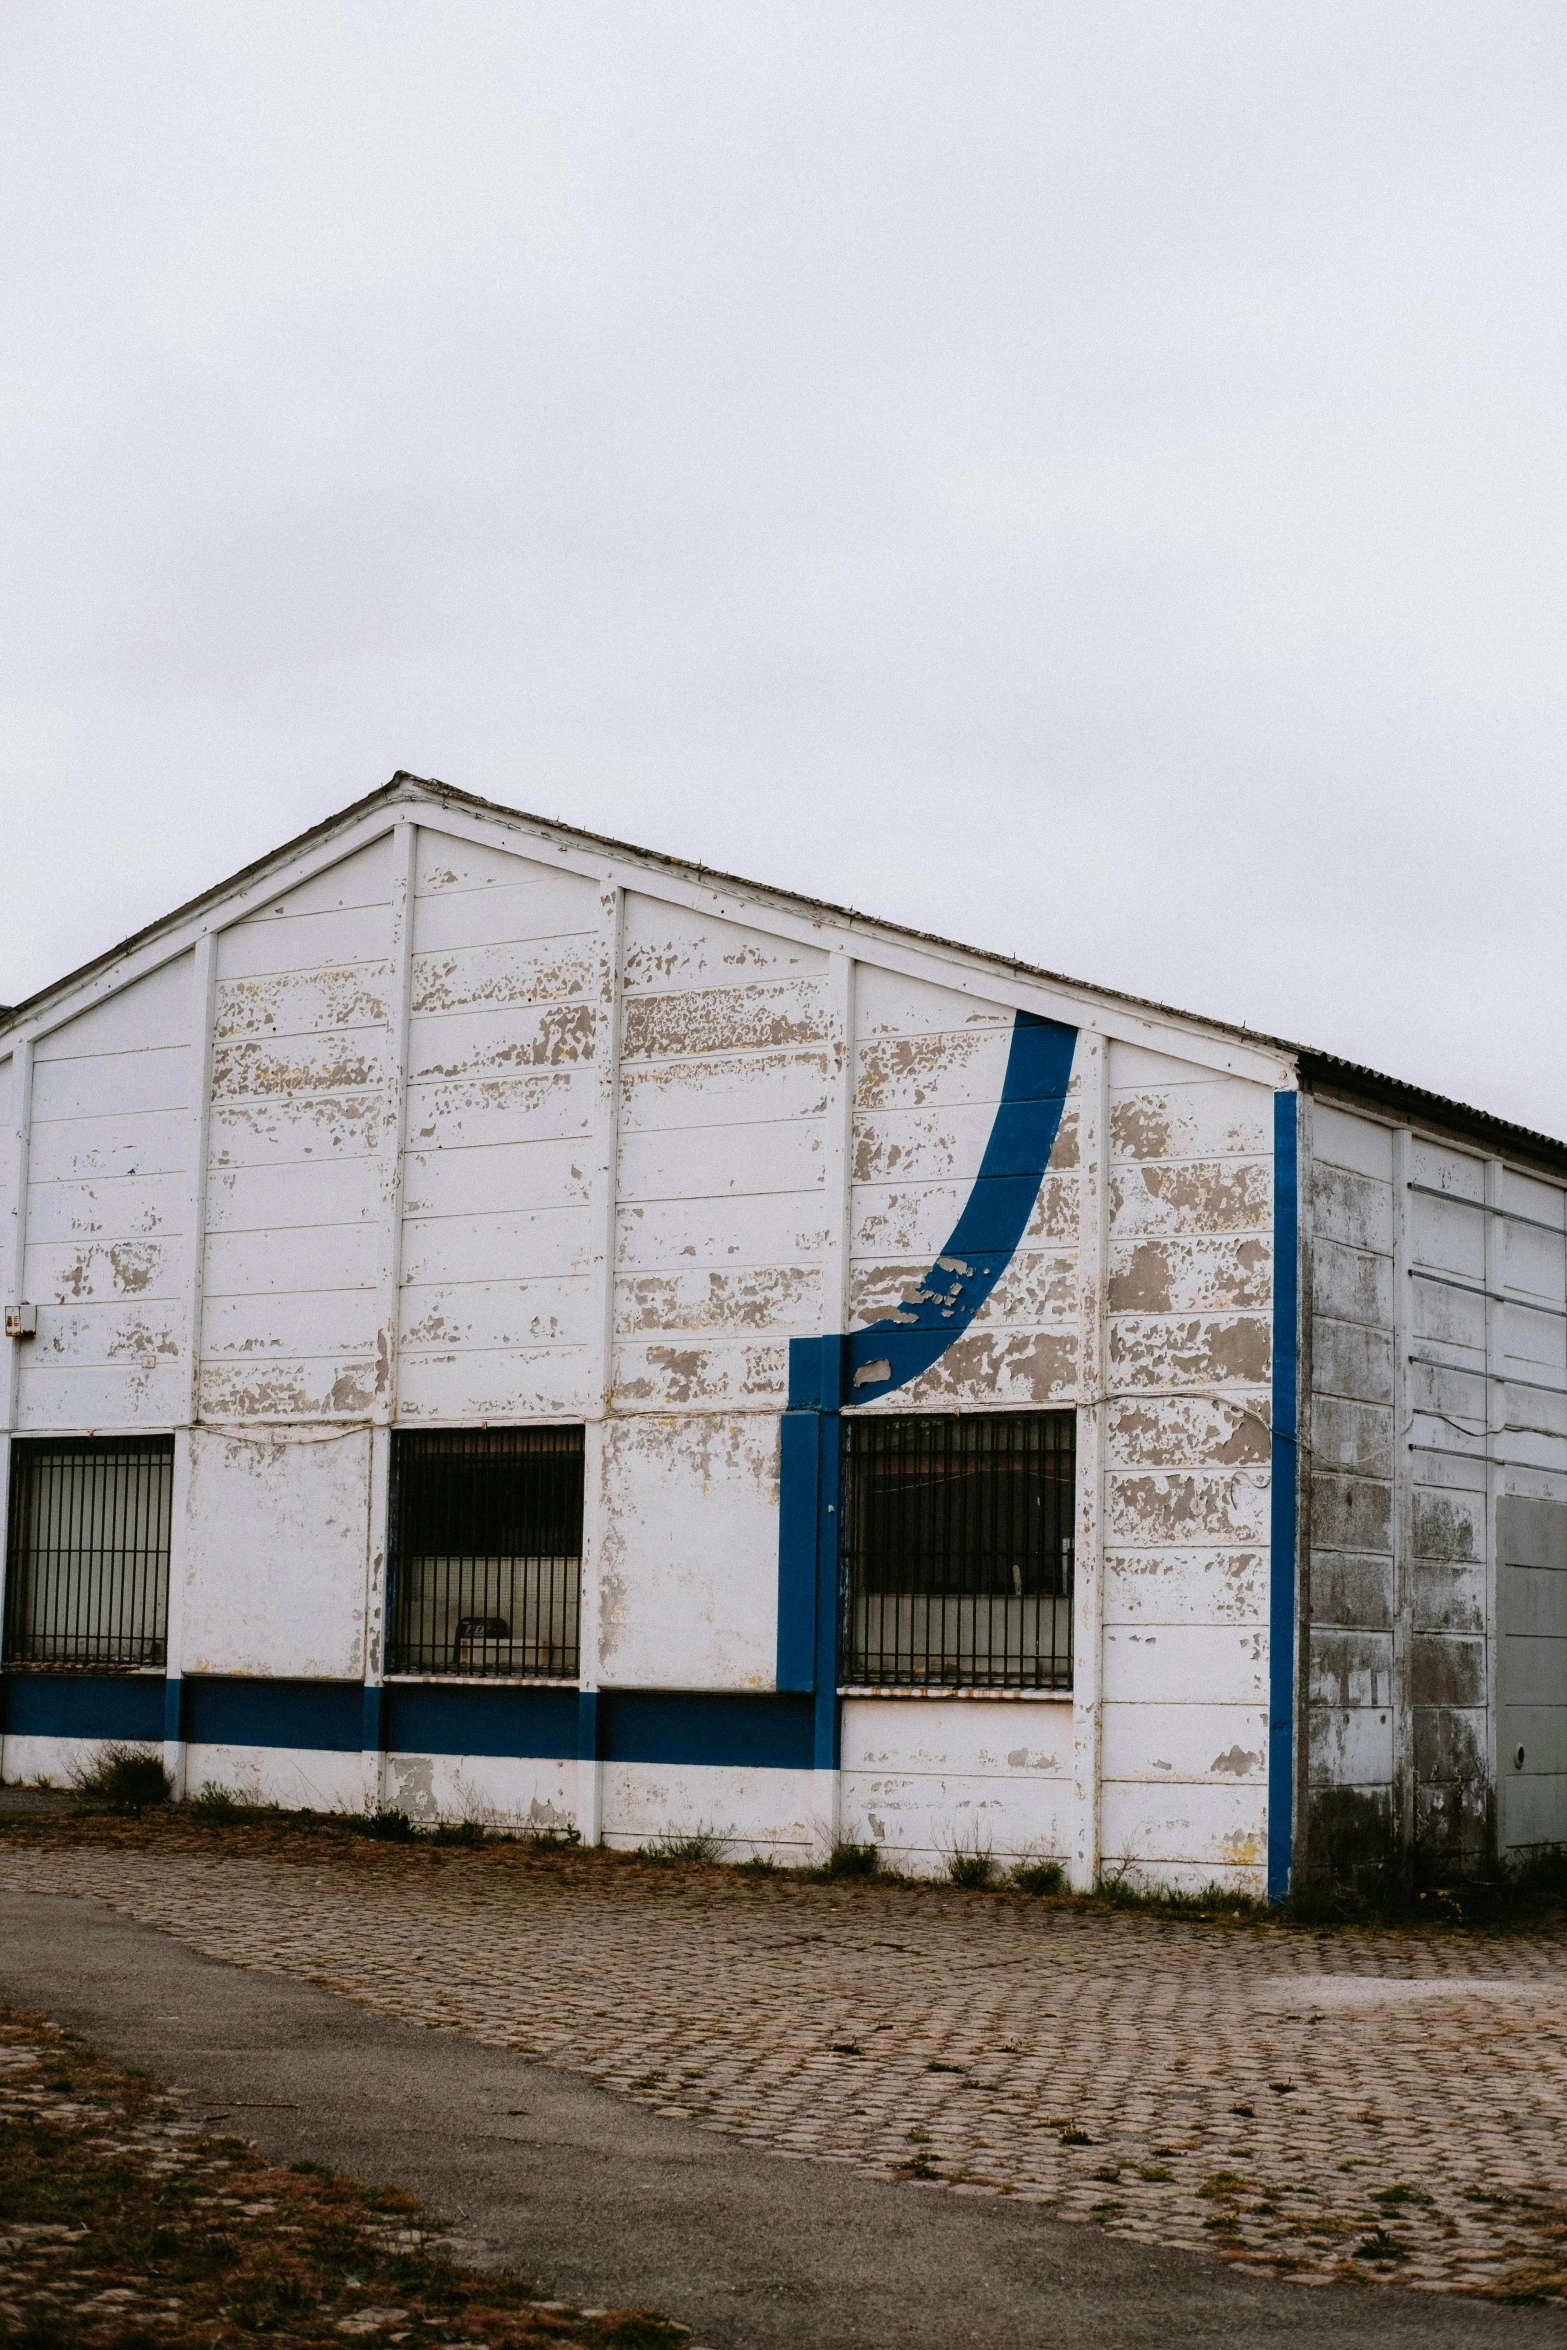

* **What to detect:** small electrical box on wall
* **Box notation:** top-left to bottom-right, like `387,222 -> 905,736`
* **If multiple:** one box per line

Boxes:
4,1303 -> 37,1339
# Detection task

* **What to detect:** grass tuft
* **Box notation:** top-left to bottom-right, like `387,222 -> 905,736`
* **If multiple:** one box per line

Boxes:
1010,1858 -> 1066,1895
70,1744 -> 171,1815
638,1823 -> 726,1865
346,1805 -> 417,1843
816,1839 -> 879,1881
946,1844 -> 996,1890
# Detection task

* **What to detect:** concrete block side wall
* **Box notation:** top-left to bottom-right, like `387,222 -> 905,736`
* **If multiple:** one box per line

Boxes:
1305,1098 -> 1567,1879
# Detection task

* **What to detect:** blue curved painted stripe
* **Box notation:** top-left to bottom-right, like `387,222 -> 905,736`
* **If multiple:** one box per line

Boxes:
776,1007 -> 1078,1707
845,1009 -> 1078,1401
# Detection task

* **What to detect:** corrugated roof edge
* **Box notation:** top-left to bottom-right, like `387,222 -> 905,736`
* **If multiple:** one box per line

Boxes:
3,770 -> 1564,1176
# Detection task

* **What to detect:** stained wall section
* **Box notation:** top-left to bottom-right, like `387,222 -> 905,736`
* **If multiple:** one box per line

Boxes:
399,831 -> 602,1422
17,955 -> 194,1432
1100,1045 -> 1274,1890
1306,1096 -> 1567,1878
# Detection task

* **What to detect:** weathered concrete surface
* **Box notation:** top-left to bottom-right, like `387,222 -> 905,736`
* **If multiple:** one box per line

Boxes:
0,1891 -> 1559,2350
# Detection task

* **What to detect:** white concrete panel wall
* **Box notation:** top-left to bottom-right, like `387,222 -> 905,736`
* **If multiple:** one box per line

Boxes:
383,1749 -> 579,1833
612,893 -> 831,1412
840,1695 -> 1074,1871
202,842 -> 392,1422
595,1412 -> 780,1689
0,798 -> 1300,1883
599,1762 -> 817,1860
179,1426 -> 372,1680
17,954 -> 194,1430
1099,1044 -> 1274,1893
595,898 -> 832,1690
399,833 -> 601,1419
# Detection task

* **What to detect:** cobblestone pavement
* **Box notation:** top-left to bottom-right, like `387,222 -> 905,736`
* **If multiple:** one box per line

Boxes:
5,1832 -> 1567,2305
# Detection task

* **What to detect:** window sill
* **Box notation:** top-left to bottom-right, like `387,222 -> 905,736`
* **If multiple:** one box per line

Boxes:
2,1663 -> 167,1677
838,1684 -> 1073,1703
380,1673 -> 579,1690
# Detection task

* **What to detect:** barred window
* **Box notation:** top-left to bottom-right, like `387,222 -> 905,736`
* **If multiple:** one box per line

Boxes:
4,1435 -> 173,1671
843,1411 -> 1074,1690
387,1427 -> 583,1679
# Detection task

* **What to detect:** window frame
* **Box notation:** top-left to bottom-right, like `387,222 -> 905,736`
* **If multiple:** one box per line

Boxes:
3,1433 -> 175,1675
839,1407 -> 1076,1694
384,1424 -> 586,1683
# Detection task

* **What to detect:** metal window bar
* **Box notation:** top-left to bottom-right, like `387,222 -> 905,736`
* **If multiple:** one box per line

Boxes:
4,1436 -> 173,1671
386,1426 -> 584,1679
842,1411 -> 1074,1690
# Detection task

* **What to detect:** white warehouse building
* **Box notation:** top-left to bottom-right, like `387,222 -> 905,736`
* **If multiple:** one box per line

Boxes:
2,773 -> 1564,1896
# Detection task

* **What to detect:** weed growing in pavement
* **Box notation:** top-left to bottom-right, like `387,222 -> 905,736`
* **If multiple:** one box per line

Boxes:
945,1842 -> 997,1889
1010,1858 -> 1065,1894
816,1838 -> 879,1880
638,1823 -> 727,1864
69,1742 -> 171,1814
17,1791 -> 1567,1938
430,1819 -> 488,1847
345,1804 -> 417,1842
523,1821 -> 582,1850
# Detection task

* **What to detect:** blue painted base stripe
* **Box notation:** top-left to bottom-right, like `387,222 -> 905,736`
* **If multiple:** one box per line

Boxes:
185,1677 -> 364,1753
384,1681 -> 578,1761
1268,1090 -> 1300,1903
0,1677 -> 822,1773
2,1673 -> 165,1744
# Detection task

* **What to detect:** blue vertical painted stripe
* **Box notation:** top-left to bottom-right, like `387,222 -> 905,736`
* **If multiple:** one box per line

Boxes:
163,1676 -> 183,1746
1268,1090 -> 1300,1903
576,1687 -> 599,1764
775,1409 -> 821,1692
361,1682 -> 384,1755
814,1402 -> 842,1770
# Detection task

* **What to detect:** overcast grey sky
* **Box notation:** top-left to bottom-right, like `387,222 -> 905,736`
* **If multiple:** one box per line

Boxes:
4,5 -> 1564,1130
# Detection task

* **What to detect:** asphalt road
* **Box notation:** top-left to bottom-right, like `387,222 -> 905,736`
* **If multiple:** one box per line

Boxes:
0,1890 -> 1560,2350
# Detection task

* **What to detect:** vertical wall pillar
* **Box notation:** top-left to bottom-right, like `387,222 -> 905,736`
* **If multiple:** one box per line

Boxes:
813,952 -> 855,1858
164,935 -> 217,1800
0,1036 -> 32,1787
1292,1092 -> 1316,1882
1483,1155 -> 1506,1857
362,822 -> 416,1815
1266,1091 -> 1301,1902
1070,1032 -> 1108,1892
1390,1126 -> 1415,1867
778,1336 -> 846,1860
577,881 -> 624,1844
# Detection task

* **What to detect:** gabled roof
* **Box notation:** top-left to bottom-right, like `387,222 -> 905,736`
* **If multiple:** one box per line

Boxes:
4,771 -> 1565,1178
